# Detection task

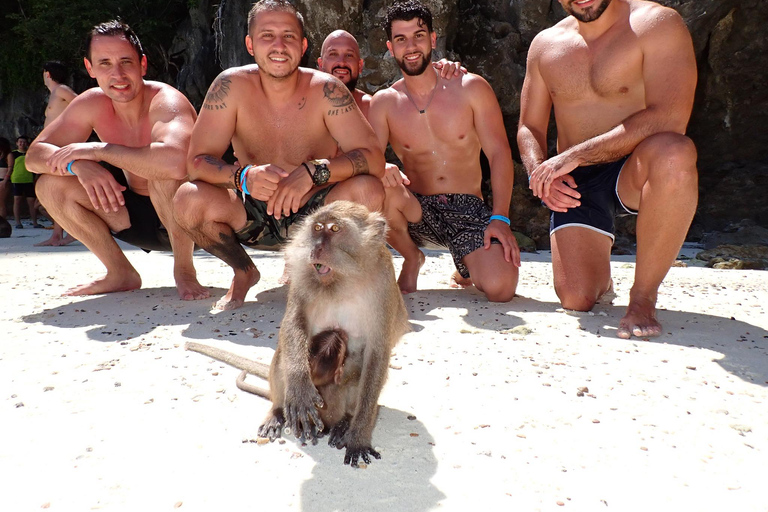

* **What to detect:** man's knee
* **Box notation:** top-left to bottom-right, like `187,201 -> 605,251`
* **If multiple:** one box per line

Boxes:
473,267 -> 518,303
641,133 -> 698,182
34,174 -> 61,205
173,182 -> 205,227
331,175 -> 384,212
556,288 -> 598,312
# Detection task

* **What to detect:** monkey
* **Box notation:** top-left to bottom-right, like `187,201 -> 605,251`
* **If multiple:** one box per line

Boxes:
186,201 -> 410,467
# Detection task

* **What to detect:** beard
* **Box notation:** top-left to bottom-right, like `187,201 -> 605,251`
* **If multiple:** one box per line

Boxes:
331,65 -> 359,91
396,48 -> 433,77
564,0 -> 612,22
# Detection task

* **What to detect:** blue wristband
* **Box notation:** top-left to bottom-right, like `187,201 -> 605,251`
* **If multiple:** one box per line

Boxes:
239,165 -> 252,196
66,160 -> 76,176
490,214 -> 510,225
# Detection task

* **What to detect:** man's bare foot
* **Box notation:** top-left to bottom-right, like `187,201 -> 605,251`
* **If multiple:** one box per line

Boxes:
617,296 -> 662,339
449,270 -> 473,289
175,272 -> 211,301
63,271 -> 142,296
215,267 -> 261,310
35,233 -> 77,247
397,252 -> 425,294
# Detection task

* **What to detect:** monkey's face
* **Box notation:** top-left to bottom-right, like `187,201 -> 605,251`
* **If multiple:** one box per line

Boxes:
288,201 -> 388,286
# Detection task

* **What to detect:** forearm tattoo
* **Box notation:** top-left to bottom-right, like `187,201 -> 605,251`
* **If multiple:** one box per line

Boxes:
324,78 -> 355,116
344,149 -> 369,176
203,77 -> 232,111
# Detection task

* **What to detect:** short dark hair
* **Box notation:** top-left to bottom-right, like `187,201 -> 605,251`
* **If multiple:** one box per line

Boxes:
385,0 -> 434,41
247,0 -> 305,38
43,61 -> 68,84
85,20 -> 144,62
17,135 -> 30,143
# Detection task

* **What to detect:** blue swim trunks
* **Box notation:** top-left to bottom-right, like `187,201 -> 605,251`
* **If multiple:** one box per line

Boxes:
549,156 -> 637,242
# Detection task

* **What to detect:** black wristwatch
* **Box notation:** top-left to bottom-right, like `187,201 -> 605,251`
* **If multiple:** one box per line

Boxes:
309,159 -> 330,186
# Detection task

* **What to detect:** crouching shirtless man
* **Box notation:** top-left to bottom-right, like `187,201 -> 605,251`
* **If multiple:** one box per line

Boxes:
368,0 -> 520,301
518,0 -> 698,338
26,20 -> 208,300
174,0 -> 384,310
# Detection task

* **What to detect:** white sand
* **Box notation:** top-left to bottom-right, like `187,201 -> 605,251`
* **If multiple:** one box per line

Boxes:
2,227 -> 767,512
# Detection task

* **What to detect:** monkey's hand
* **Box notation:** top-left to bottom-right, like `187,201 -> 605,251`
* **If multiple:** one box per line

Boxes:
328,418 -> 382,467
284,387 -> 325,444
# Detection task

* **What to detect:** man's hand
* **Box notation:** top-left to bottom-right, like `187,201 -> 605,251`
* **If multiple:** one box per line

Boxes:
528,153 -> 579,199
539,175 -> 581,213
72,162 -> 126,213
485,220 -> 521,268
433,58 -> 468,79
244,164 -> 289,202
267,164 -> 313,220
381,163 -> 410,188
47,142 -> 105,175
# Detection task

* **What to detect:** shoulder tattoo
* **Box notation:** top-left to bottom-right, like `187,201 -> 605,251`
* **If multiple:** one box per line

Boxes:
344,149 -> 369,176
203,77 -> 232,111
324,78 -> 356,116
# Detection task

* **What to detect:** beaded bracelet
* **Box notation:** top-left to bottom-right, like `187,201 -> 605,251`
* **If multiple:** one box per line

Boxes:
489,214 -> 511,225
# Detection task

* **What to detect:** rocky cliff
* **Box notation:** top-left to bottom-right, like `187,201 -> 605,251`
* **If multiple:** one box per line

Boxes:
2,0 -> 765,249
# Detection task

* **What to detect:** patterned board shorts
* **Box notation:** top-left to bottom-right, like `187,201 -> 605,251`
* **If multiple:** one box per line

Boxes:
407,192 -> 499,279
235,185 -> 336,248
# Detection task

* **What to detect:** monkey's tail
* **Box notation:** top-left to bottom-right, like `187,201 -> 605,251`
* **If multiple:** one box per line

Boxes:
236,370 -> 271,400
185,341 -> 271,377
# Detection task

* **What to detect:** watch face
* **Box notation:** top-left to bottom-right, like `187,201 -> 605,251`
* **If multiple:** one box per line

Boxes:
312,161 -> 330,185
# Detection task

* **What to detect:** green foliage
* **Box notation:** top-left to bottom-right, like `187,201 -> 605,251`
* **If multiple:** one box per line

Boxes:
0,0 -> 191,95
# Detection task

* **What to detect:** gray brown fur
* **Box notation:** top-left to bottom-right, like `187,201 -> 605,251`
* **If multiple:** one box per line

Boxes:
260,201 -> 409,467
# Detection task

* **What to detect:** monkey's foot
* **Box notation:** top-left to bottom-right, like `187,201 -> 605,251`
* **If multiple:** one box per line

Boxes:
175,271 -> 210,301
397,251 -> 425,294
344,446 -> 381,468
328,417 -> 351,449
215,267 -> 260,310
617,296 -> 662,340
63,271 -> 141,296
449,271 -> 473,289
258,410 -> 285,442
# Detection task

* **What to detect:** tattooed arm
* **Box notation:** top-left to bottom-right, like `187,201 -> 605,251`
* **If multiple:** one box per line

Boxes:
321,76 -> 385,180
187,70 -> 241,185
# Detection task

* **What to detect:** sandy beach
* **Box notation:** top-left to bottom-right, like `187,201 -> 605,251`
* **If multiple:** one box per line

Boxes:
2,226 -> 767,512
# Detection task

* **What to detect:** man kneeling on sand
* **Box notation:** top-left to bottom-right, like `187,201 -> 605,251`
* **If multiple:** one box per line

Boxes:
26,20 -> 209,301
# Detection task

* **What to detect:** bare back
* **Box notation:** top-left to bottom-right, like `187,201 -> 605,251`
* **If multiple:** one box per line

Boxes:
371,72 -> 487,197
530,0 -> 696,151
44,84 -> 77,127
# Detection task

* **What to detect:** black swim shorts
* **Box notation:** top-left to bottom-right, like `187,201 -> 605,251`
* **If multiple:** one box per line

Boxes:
12,182 -> 36,198
112,189 -> 171,252
549,156 -> 637,242
407,193 -> 499,279
234,185 -> 337,248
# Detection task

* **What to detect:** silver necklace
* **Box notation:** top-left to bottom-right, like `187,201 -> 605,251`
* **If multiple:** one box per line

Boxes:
403,75 -> 439,114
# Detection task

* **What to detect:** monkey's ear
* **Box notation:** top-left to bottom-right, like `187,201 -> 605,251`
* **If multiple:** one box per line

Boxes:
365,211 -> 389,242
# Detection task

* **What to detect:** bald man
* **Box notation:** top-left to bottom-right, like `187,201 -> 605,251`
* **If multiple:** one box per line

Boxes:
317,30 -> 464,119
